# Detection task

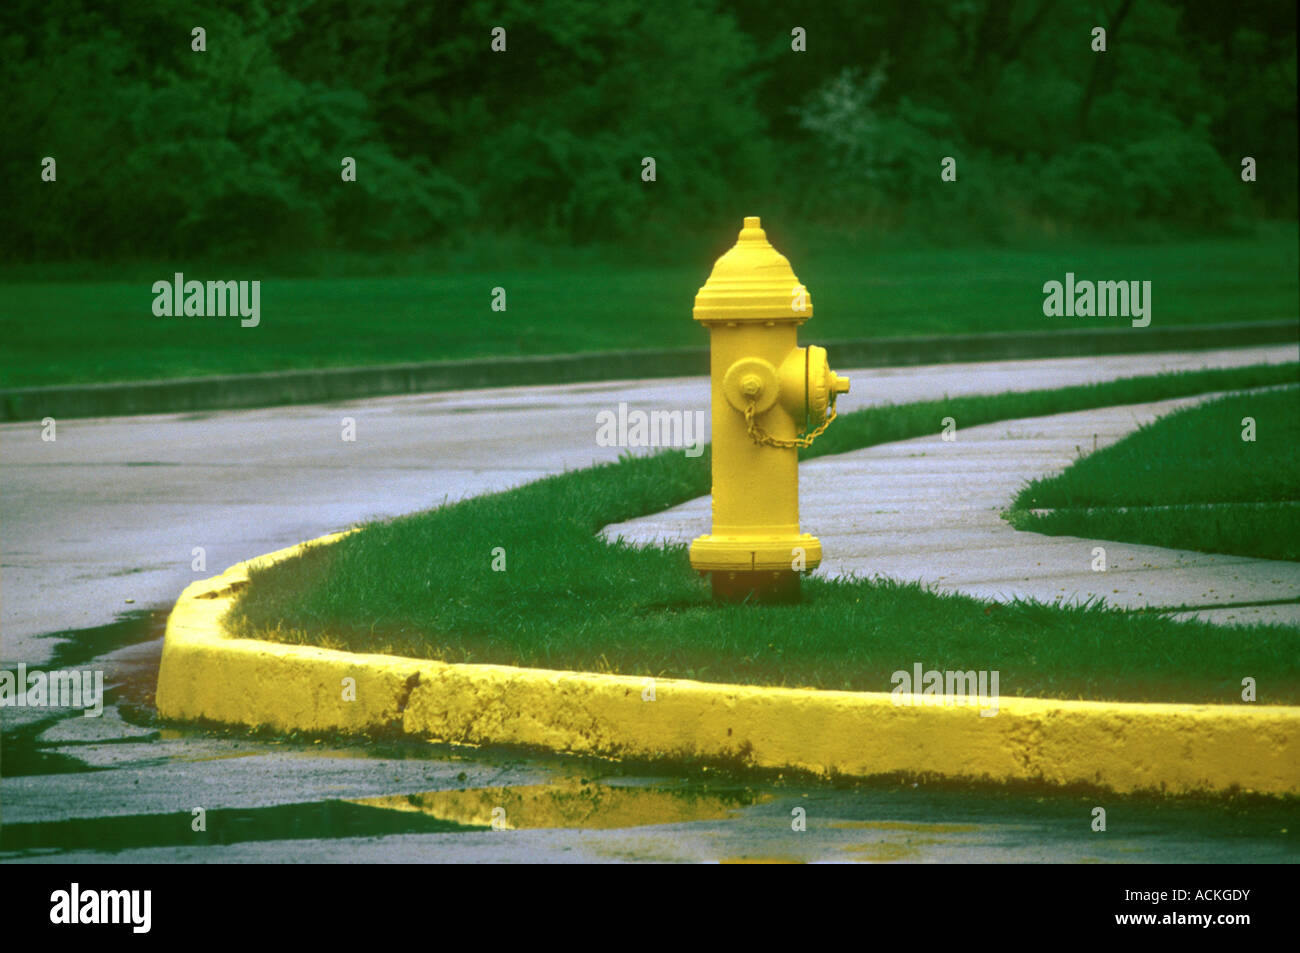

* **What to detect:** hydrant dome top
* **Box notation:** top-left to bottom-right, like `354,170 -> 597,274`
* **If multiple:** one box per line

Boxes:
693,217 -> 813,324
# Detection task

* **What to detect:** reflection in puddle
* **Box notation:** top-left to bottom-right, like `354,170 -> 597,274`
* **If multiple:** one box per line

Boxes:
843,839 -> 949,862
2,780 -> 769,856
719,856 -> 805,864
349,780 -> 770,831
830,821 -> 979,834
834,820 -> 982,863
0,798 -> 486,856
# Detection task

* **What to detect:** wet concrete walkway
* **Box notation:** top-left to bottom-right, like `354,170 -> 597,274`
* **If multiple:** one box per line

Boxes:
603,391 -> 1300,626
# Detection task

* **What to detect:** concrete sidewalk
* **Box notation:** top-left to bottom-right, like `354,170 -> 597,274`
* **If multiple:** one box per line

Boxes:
603,391 -> 1300,626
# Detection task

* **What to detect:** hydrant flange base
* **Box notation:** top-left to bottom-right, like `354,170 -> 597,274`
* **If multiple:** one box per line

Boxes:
689,533 -> 823,573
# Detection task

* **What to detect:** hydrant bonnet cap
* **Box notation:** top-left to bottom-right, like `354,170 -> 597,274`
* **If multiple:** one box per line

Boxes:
693,216 -> 813,324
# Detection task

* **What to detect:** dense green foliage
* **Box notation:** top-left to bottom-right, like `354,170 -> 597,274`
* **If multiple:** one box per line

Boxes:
228,363 -> 1300,703
4,0 -> 1295,262
1008,386 -> 1300,561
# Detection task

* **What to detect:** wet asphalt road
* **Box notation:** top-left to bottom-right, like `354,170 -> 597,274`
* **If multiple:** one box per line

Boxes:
3,348 -> 1298,862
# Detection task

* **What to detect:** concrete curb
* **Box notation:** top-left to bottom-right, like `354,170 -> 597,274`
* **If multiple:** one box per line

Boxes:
9,320 -> 1296,422
156,534 -> 1300,797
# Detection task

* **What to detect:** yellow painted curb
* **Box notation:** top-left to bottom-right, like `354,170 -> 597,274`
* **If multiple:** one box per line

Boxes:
157,534 -> 1300,797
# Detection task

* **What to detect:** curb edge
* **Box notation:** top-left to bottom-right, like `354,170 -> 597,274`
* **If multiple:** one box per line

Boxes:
156,533 -> 1300,797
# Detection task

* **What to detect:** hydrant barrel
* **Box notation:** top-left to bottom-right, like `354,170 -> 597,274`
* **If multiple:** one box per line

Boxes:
689,217 -> 850,603
710,325 -> 800,536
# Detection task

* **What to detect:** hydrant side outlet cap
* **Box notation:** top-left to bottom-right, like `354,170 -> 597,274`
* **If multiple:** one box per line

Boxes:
693,217 -> 813,325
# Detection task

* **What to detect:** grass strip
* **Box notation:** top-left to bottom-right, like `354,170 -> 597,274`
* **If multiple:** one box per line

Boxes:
3,230 -> 1296,388
1006,387 -> 1300,561
227,361 -> 1300,704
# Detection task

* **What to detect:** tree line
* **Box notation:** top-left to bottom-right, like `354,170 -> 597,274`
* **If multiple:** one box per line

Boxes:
4,0 -> 1295,261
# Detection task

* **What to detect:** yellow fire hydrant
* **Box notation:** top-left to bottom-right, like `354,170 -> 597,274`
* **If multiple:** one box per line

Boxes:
690,217 -> 851,603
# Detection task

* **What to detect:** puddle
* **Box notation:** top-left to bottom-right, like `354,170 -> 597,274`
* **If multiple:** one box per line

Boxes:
37,608 -> 168,670
831,819 -> 986,862
3,740 -> 1296,860
3,610 -> 168,777
0,713 -> 95,777
0,778 -> 767,856
349,779 -> 770,830
0,798 -> 488,856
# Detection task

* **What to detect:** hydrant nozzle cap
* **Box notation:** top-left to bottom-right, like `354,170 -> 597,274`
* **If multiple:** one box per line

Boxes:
693,216 -> 813,325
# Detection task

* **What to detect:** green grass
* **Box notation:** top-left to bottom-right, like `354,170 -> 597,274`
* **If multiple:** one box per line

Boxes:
1007,387 -> 1300,561
2,228 -> 1296,388
226,361 -> 1300,705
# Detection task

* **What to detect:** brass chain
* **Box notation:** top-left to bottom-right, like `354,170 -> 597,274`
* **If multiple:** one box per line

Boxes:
743,393 -> 839,450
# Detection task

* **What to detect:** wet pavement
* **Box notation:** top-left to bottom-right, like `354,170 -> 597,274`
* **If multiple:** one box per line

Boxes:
3,348 -> 1298,862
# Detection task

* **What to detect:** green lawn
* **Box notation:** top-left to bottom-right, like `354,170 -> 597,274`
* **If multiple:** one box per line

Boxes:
1006,387 -> 1300,561
226,362 -> 1300,705
2,228 -> 1296,388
